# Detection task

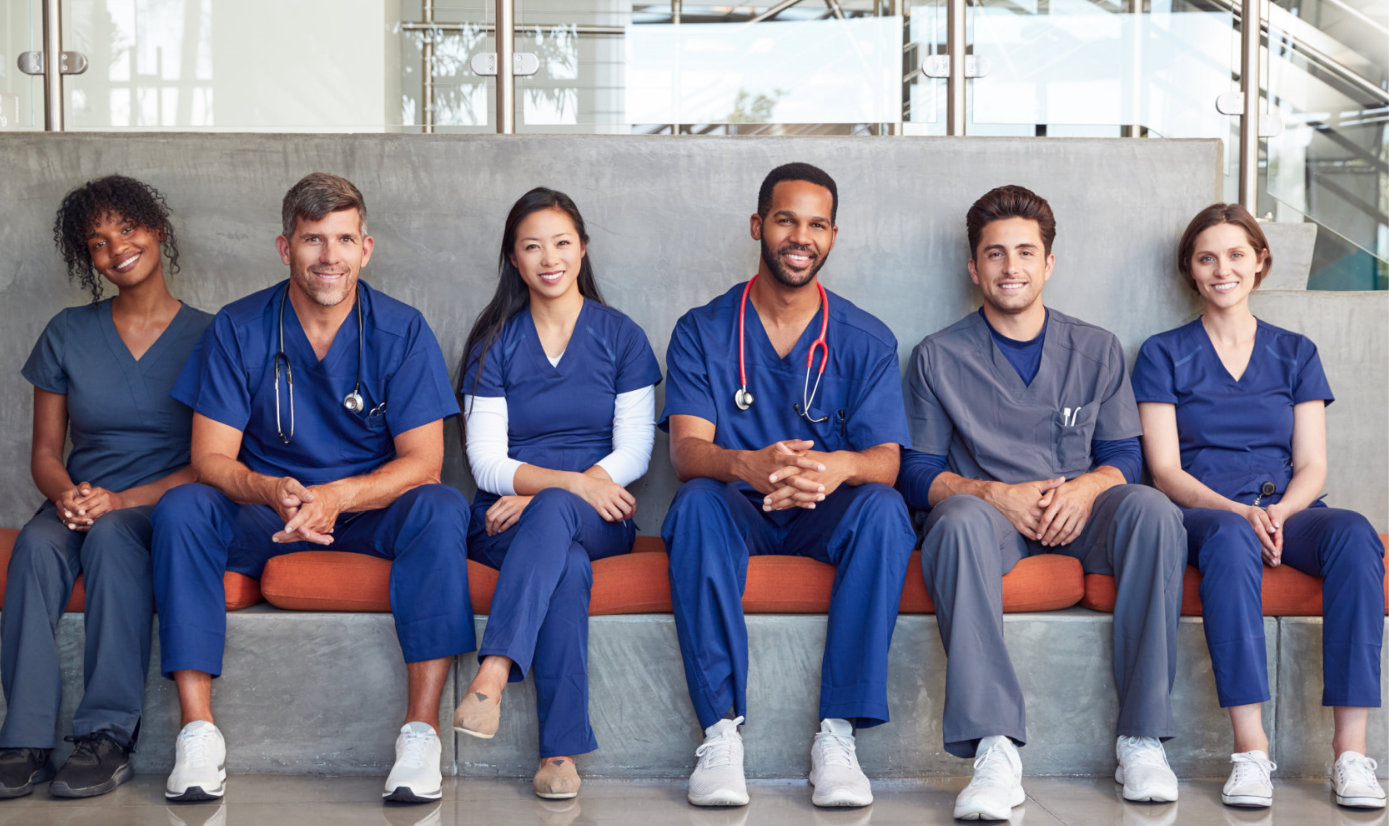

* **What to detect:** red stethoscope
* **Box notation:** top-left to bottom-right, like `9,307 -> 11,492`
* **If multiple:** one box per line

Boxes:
734,274 -> 830,423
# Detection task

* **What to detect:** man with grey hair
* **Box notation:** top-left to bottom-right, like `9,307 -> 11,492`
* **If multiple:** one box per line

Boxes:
152,172 -> 472,804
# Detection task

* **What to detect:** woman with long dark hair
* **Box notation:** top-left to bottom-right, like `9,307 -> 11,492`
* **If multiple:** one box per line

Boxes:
1134,203 -> 1384,811
0,176 -> 211,799
452,187 -> 661,799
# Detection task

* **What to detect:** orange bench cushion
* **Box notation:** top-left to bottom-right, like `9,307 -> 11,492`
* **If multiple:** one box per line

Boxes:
257,539 -> 1087,615
1081,535 -> 1389,616
0,527 -> 262,611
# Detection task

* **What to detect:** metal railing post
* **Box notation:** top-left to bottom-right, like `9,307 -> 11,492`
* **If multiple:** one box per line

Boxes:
1239,0 -> 1260,212
42,0 -> 63,131
946,0 -> 966,136
496,0 -> 515,134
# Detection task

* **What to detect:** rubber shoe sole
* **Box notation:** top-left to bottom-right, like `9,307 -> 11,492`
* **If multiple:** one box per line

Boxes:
1115,766 -> 1178,803
954,785 -> 1025,821
1336,792 -> 1387,809
687,787 -> 750,807
1221,789 -> 1272,808
50,761 -> 133,798
165,772 -> 226,802
384,784 -> 443,803
810,783 -> 872,808
0,762 -> 54,799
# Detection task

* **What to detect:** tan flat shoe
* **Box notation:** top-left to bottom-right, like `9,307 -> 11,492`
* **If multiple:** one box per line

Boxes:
452,691 -> 500,739
533,758 -> 580,800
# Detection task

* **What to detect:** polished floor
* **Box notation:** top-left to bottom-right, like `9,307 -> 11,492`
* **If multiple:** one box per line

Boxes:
0,775 -> 1385,826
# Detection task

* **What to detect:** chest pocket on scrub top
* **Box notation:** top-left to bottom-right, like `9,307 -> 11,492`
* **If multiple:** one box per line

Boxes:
1051,404 -> 1096,473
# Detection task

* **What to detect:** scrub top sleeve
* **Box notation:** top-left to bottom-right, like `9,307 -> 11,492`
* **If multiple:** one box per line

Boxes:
1292,337 -> 1334,406
904,341 -> 954,455
845,346 -> 911,450
21,313 -> 70,394
1092,334 -> 1142,441
614,318 -> 663,394
459,336 -> 507,399
1130,336 -> 1177,404
384,321 -> 460,436
659,314 -> 717,431
897,448 -> 947,509
176,312 -> 252,430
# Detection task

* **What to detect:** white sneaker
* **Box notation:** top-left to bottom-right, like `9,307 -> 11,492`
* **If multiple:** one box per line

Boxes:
1221,750 -> 1274,807
1333,751 -> 1386,809
165,721 -> 226,801
687,716 -> 749,807
1115,736 -> 1178,803
384,722 -> 442,803
954,735 -> 1024,821
808,718 -> 872,807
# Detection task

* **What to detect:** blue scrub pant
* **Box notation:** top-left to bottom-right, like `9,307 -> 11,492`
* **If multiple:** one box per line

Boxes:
0,504 -> 152,750
919,485 -> 1185,758
469,489 -> 633,758
662,480 -> 914,731
1185,504 -> 1384,708
152,483 -> 474,677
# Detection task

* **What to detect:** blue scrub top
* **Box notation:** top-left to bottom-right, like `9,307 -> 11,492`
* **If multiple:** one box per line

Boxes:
23,299 -> 212,493
660,280 -> 910,454
459,299 -> 662,506
172,280 -> 458,486
905,308 -> 1141,484
1132,317 -> 1333,504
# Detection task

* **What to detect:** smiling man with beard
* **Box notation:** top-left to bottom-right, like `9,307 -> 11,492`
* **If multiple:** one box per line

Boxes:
659,162 -> 915,810
150,173 -> 473,806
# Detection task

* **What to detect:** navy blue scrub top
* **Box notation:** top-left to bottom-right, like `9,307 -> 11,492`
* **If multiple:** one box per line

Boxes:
660,280 -> 910,454
459,299 -> 662,508
172,280 -> 458,486
1132,318 -> 1333,505
23,299 -> 212,492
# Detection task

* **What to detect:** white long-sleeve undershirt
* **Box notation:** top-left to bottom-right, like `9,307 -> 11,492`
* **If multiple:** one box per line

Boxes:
462,385 -> 656,496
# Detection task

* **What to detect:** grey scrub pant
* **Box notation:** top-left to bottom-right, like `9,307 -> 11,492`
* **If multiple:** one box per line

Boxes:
0,504 -> 153,749
920,484 -> 1184,758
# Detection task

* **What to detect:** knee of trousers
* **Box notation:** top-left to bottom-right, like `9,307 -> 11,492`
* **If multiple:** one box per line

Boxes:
1319,511 -> 1386,577
81,510 -> 152,566
1111,485 -> 1185,565
523,488 -> 589,532
663,479 -> 740,559
394,484 -> 470,534
921,495 -> 999,563
152,483 -> 226,534
7,525 -> 73,588
1191,512 -> 1263,582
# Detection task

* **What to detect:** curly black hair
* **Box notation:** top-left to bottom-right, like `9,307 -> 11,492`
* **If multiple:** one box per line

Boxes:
52,175 -> 181,302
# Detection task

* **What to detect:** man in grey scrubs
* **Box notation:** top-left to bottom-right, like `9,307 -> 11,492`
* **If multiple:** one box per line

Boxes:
898,185 -> 1185,821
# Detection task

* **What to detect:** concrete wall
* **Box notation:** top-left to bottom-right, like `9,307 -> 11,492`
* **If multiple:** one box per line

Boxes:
1,133 -> 1383,533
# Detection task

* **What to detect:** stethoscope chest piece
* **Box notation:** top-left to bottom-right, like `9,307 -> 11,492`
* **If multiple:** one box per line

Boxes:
734,387 -> 754,411
343,391 -> 365,413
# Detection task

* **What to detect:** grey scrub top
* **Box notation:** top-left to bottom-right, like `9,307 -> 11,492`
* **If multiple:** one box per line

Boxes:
905,308 -> 1141,484
22,299 -> 213,493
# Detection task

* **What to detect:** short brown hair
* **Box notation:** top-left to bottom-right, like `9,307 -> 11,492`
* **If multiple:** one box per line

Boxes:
966,185 -> 1056,260
1176,203 -> 1271,292
281,172 -> 367,238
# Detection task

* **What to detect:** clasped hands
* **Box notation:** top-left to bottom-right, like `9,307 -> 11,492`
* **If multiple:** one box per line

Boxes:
56,483 -> 125,531
270,477 -> 343,545
744,439 -> 845,512
990,475 -> 1103,547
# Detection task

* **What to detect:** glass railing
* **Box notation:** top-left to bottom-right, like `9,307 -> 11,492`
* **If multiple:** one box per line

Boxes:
0,0 -> 40,130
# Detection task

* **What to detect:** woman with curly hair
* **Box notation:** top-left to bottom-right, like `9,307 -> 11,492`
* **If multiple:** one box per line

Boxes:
0,175 -> 212,799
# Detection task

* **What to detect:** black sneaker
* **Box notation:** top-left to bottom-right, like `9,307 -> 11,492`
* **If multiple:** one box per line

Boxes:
49,732 -> 132,798
0,748 -> 53,798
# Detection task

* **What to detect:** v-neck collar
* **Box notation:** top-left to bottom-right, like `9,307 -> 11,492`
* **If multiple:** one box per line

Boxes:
743,287 -> 826,366
523,297 -> 588,375
98,298 -> 191,369
281,282 -> 362,368
977,308 -> 1051,398
1194,316 -> 1262,386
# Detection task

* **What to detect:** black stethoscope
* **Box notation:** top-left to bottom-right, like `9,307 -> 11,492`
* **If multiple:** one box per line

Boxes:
734,273 -> 831,423
273,284 -> 366,445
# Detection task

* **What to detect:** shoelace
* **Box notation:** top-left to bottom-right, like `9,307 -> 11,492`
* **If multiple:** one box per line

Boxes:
180,729 -> 212,768
397,730 -> 434,769
694,716 -> 744,768
814,732 -> 858,769
1229,752 -> 1275,786
1338,754 -> 1381,788
971,743 -> 1016,785
1118,736 -> 1169,768
63,733 -> 114,762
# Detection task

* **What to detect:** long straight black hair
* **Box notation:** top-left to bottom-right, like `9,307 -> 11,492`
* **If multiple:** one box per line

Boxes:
458,187 -> 606,405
